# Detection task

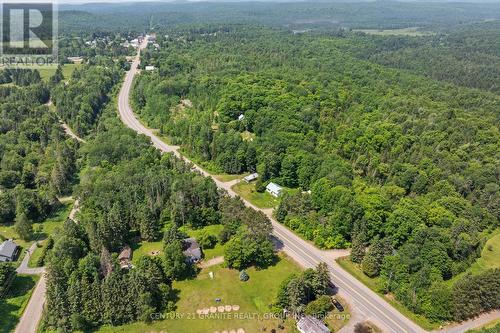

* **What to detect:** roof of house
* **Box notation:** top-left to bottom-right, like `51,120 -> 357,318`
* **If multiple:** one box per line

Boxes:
244,173 -> 259,181
266,182 -> 283,193
183,238 -> 202,260
297,315 -> 331,333
0,240 -> 18,259
118,245 -> 132,261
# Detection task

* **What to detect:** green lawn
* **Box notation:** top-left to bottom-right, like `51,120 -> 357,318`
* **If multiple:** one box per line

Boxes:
32,201 -> 72,240
466,230 -> 500,274
336,257 -> 439,331
38,63 -> 81,82
446,229 -> 500,286
96,255 -> 302,333
0,274 -> 39,333
180,224 -> 226,259
0,202 -> 71,267
214,173 -> 249,183
132,225 -> 227,265
232,182 -> 279,209
28,242 -> 45,268
131,240 -> 163,265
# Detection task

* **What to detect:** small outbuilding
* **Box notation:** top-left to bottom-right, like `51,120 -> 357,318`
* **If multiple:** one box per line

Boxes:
297,315 -> 331,333
145,65 -> 156,71
266,182 -> 283,197
183,238 -> 202,263
243,173 -> 259,183
118,245 -> 132,269
0,240 -> 19,262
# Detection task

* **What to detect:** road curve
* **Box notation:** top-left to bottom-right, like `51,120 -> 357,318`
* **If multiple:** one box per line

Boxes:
119,38 -> 499,333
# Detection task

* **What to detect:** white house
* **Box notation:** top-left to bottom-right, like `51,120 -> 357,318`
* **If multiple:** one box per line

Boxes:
297,315 -> 330,333
243,173 -> 258,183
266,182 -> 283,197
145,65 -> 156,71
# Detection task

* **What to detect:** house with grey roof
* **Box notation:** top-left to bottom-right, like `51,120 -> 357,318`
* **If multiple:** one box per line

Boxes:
0,240 -> 19,262
297,315 -> 331,333
266,182 -> 283,197
183,238 -> 202,263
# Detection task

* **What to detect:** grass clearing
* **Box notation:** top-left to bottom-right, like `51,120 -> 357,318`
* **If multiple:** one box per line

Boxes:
0,201 -> 71,267
28,242 -> 45,268
38,63 -> 81,82
179,224 -> 226,259
96,254 -> 302,333
232,182 -> 279,209
0,274 -> 39,333
131,240 -> 163,265
336,257 -> 439,331
467,230 -> 500,274
32,201 -> 72,240
132,225 -> 227,265
446,229 -> 500,286
214,173 -> 248,183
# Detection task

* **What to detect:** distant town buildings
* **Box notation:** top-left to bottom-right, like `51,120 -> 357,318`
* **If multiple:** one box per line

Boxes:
0,239 -> 19,262
266,182 -> 283,197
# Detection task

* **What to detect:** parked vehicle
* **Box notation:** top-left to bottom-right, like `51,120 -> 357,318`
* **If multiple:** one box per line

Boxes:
331,298 -> 344,312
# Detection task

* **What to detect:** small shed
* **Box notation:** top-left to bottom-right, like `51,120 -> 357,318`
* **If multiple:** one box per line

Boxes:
266,182 -> 283,197
297,315 -> 331,333
0,240 -> 19,262
238,114 -> 245,121
118,245 -> 132,269
145,65 -> 156,71
243,173 -> 259,183
183,238 -> 202,263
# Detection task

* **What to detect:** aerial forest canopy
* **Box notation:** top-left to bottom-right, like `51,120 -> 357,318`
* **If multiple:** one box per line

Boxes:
131,24 -> 500,322
0,71 -> 77,235
1,1 -> 499,331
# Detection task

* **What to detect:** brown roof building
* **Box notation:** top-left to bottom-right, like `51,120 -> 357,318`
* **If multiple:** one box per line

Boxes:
119,245 -> 132,269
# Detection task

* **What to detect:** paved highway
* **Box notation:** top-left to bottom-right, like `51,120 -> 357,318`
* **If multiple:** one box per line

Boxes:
119,37 -> 425,333
119,37 -> 500,333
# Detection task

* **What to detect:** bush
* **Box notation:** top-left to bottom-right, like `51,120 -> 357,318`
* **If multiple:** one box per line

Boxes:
452,269 -> 500,321
0,263 -> 16,297
36,237 -> 55,267
239,270 -> 249,281
304,295 -> 333,318
354,322 -> 374,333
198,232 -> 218,249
